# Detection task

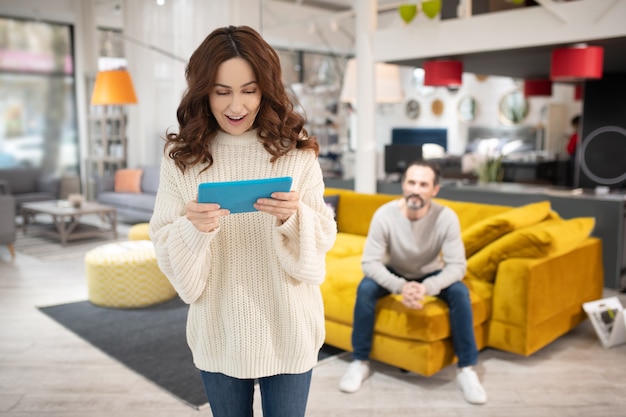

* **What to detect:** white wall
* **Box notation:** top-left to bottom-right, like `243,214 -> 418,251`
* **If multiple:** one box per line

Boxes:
376,69 -> 583,154
0,0 -> 585,182
361,67 -> 582,180
124,0 -> 265,168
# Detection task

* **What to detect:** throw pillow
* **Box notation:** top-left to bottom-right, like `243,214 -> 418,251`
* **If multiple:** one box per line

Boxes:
466,217 -> 595,282
461,201 -> 552,257
114,168 -> 143,193
324,194 -> 340,220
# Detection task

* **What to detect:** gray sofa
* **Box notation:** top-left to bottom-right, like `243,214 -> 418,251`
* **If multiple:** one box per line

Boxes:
0,168 -> 61,211
95,166 -> 160,224
0,184 -> 16,259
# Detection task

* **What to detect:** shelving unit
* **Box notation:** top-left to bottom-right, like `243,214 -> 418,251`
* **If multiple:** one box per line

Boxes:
85,104 -> 128,200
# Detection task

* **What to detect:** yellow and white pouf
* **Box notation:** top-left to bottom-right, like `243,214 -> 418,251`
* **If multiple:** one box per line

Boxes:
128,222 -> 151,241
85,240 -> 176,308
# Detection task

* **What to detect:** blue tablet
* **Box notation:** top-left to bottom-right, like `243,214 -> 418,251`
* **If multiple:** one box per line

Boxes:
198,176 -> 293,214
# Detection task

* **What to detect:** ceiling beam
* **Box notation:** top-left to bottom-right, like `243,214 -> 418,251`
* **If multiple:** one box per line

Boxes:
262,0 -> 403,32
533,0 -> 568,23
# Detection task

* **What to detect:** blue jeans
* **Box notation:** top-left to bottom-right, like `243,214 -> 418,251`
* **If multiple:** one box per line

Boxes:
200,370 -> 312,417
351,275 -> 478,368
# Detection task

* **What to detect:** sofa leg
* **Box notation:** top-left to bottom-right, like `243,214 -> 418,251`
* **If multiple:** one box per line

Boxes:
7,243 -> 15,260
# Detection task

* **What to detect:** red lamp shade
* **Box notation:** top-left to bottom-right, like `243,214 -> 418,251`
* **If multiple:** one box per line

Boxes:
524,79 -> 552,97
423,60 -> 463,87
550,46 -> 604,82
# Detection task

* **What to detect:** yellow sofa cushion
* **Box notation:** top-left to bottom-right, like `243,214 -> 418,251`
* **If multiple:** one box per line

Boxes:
322,237 -> 494,344
435,198 -> 511,230
374,284 -> 493,342
322,272 -> 494,343
467,217 -> 595,282
324,188 -> 397,236
322,254 -> 363,325
461,201 -> 552,257
327,232 -> 367,259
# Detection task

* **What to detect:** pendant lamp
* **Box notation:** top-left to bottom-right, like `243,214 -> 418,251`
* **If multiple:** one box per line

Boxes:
91,69 -> 138,105
523,79 -> 552,97
398,4 -> 418,24
550,45 -> 604,82
423,60 -> 463,87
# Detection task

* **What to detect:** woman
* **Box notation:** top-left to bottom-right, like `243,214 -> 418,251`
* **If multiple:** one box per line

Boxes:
149,25 -> 337,417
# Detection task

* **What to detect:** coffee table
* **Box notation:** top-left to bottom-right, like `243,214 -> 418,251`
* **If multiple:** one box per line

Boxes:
21,200 -> 117,245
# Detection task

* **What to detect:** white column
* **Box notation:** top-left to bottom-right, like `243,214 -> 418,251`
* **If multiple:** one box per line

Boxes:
73,0 -> 98,188
123,0 -> 156,168
354,0 -> 377,194
231,0 -> 262,30
123,0 -> 263,168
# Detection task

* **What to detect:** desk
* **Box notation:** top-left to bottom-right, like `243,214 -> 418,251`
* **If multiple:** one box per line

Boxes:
501,160 -> 568,185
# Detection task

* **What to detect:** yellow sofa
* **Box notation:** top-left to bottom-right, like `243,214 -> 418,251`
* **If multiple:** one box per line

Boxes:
322,187 -> 604,376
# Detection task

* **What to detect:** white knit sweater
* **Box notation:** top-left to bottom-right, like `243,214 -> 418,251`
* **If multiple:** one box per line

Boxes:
149,129 -> 337,379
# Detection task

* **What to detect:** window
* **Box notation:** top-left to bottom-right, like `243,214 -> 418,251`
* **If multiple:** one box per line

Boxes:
0,16 -> 78,175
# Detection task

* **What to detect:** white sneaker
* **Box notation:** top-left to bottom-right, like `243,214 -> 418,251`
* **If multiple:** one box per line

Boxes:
339,360 -> 371,393
456,367 -> 487,405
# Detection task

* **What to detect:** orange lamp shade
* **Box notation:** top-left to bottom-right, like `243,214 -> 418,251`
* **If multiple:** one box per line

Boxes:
91,69 -> 138,105
550,46 -> 604,82
524,79 -> 552,97
423,60 -> 463,87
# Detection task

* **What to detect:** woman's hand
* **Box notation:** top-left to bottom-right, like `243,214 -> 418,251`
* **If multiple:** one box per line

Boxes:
186,198 -> 230,233
254,190 -> 300,222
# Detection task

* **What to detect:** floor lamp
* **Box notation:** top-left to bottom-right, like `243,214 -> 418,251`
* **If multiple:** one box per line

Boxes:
87,69 -> 138,198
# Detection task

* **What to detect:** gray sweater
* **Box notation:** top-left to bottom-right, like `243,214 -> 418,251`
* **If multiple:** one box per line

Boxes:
361,199 -> 467,296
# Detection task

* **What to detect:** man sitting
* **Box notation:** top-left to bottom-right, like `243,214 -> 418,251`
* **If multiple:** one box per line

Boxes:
338,159 -> 487,405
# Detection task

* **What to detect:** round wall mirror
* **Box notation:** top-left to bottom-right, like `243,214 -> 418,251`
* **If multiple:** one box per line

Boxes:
498,90 -> 529,125
458,96 -> 477,122
405,99 -> 420,119
431,99 -> 444,116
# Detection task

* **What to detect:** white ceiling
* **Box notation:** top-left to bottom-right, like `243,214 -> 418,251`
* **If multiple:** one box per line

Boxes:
264,0 -> 626,79
267,0 -> 401,12
91,0 -> 626,79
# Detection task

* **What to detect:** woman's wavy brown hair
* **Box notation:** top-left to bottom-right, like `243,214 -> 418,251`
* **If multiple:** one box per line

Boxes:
165,25 -> 318,173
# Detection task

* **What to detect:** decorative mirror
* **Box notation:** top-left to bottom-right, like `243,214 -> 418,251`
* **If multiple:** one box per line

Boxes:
498,90 -> 529,125
431,99 -> 444,116
458,96 -> 477,122
405,99 -> 420,119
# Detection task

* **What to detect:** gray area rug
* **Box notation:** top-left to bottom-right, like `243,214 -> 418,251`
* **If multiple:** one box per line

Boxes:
39,297 -> 208,408
39,298 -> 344,409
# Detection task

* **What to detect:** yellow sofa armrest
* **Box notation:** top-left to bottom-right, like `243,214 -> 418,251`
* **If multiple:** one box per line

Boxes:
324,188 -> 397,236
488,237 -> 603,355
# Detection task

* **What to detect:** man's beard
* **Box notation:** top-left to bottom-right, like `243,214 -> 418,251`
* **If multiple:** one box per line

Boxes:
405,194 -> 424,211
